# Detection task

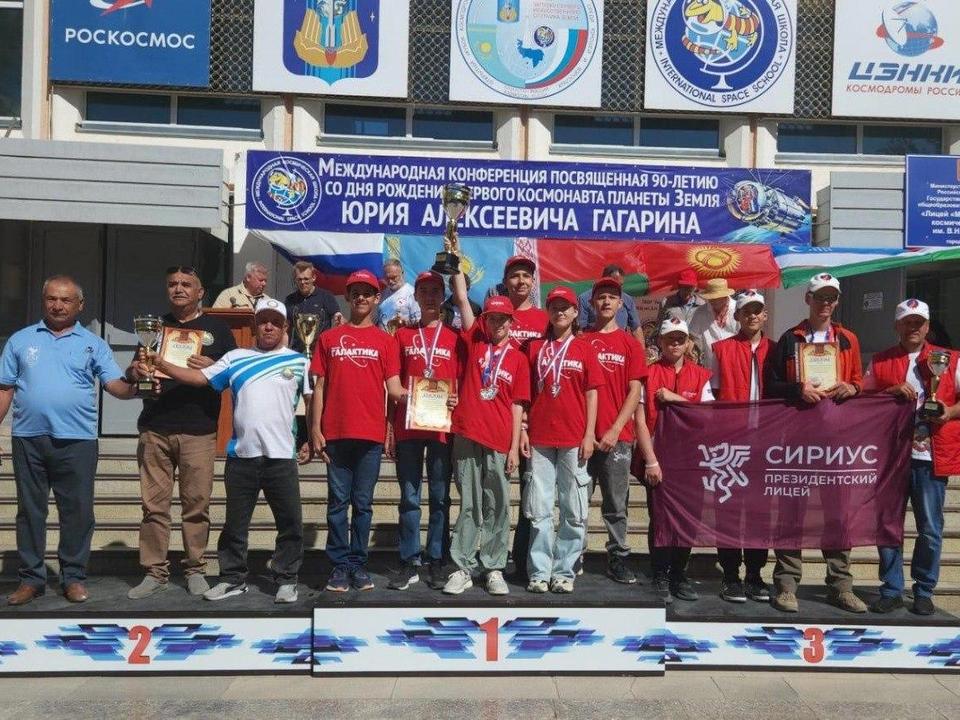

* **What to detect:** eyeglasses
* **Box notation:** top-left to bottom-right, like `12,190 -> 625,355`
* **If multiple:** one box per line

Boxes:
812,294 -> 840,304
166,266 -> 199,277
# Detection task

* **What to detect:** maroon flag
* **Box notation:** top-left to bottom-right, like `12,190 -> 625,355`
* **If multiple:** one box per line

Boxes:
652,396 -> 914,550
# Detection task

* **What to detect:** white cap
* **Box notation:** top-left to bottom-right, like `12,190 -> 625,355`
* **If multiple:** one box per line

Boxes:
659,316 -> 689,337
254,297 -> 287,320
735,289 -> 765,312
807,273 -> 841,294
895,298 -> 930,321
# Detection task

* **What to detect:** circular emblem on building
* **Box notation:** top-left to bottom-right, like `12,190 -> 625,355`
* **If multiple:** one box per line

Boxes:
649,0 -> 793,109
455,0 -> 600,101
251,156 -> 322,226
878,1 -> 943,58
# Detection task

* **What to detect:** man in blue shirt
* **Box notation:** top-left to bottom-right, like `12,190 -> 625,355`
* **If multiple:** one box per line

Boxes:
577,265 -> 642,340
0,276 -> 138,605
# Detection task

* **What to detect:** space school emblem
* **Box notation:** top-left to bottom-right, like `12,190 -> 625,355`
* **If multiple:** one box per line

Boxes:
284,0 -> 380,84
649,0 -> 794,108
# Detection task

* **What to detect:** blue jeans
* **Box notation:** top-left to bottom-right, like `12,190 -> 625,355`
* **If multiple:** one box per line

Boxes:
878,459 -> 946,599
325,439 -> 383,570
396,439 -> 452,565
525,446 -> 591,581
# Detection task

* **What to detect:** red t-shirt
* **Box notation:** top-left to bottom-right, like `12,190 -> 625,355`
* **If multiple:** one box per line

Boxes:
581,328 -> 648,443
526,336 -> 605,448
452,324 -> 531,454
393,323 -> 463,443
311,324 -> 401,443
508,306 -> 548,350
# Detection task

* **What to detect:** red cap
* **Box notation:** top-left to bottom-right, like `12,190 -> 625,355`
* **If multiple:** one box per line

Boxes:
414,271 -> 445,290
546,286 -> 577,308
345,269 -> 381,292
678,269 -> 698,287
504,255 -> 536,275
591,275 -> 623,297
482,295 -> 514,317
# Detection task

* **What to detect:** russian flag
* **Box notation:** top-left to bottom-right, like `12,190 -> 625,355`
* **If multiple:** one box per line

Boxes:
249,230 -> 384,295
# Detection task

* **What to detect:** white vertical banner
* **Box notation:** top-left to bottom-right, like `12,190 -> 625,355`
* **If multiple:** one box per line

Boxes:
644,0 -> 797,114
448,0 -> 604,107
252,0 -> 409,97
832,0 -> 960,119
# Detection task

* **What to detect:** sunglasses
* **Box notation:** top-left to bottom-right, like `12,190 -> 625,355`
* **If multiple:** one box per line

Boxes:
166,266 -> 199,277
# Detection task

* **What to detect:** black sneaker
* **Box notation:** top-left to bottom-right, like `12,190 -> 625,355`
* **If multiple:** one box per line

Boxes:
425,561 -> 447,590
325,566 -> 350,593
869,595 -> 904,614
744,576 -> 771,602
653,573 -> 673,604
607,557 -> 638,585
387,563 -> 420,591
670,576 -> 700,602
351,567 -> 375,591
912,595 -> 936,616
720,578 -> 747,603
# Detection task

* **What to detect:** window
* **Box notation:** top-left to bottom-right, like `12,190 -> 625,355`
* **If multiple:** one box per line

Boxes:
553,114 -> 721,150
778,122 -> 942,155
85,92 -> 262,129
177,96 -> 261,129
86,92 -> 171,125
0,4 -> 23,118
412,108 -> 493,142
325,103 -> 405,137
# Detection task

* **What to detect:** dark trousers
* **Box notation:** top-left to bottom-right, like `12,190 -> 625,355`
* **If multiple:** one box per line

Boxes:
510,455 -> 532,579
395,439 -> 452,564
717,548 -> 768,581
218,457 -> 303,585
645,484 -> 691,580
12,436 -> 97,588
325,439 -> 383,570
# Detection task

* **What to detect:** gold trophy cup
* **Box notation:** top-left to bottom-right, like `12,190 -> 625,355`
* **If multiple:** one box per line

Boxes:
133,315 -> 162,394
921,350 -> 952,419
431,183 -> 471,275
295,313 -> 320,360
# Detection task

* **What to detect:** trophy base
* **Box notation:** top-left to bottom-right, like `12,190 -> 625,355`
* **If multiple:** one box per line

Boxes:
919,400 -> 945,420
137,379 -> 155,395
431,251 -> 460,276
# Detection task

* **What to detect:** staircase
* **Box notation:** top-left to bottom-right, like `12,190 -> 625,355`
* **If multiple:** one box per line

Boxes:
1,437 -> 959,611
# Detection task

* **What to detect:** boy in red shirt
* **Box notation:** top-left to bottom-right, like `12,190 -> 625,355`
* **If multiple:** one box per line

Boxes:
639,317 -> 714,603
582,275 -> 657,584
387,272 -> 463,590
443,271 -> 530,596
710,290 -> 775,603
310,270 -> 404,593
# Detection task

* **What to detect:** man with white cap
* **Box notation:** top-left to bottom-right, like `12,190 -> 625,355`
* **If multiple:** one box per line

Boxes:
766,273 -> 866,614
154,298 -> 310,604
688,278 -> 738,373
710,290 -> 775,603
638,315 -> 713,603
866,298 -> 960,615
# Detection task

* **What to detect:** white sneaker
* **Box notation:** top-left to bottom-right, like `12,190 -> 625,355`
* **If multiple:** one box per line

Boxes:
275,584 -> 298,604
203,581 -> 248,601
526,579 -> 548,593
442,569 -> 473,595
486,570 -> 509,595
550,577 -> 574,594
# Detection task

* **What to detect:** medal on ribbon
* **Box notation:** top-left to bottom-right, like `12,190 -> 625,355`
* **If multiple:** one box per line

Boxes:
418,323 -> 442,380
480,343 -> 509,401
537,336 -> 574,399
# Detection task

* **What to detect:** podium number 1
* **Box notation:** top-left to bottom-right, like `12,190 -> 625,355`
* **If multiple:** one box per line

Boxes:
478,617 -> 499,662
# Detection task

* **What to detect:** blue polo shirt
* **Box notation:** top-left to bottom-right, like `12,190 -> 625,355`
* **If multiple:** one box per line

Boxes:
0,322 -> 124,440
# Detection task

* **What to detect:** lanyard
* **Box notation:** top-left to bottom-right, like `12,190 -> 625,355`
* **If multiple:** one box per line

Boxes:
536,336 -> 574,395
417,323 -> 443,378
482,342 -> 510,388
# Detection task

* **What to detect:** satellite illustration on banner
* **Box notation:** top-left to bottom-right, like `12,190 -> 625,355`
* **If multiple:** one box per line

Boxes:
449,0 -> 604,107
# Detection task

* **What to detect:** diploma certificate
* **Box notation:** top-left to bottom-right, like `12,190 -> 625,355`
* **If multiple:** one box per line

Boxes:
405,376 -> 454,433
154,327 -> 204,378
797,342 -> 840,390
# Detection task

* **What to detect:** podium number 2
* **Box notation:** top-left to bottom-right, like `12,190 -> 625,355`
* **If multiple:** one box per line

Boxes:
478,617 -> 499,662
802,628 -> 824,664
128,626 -> 151,664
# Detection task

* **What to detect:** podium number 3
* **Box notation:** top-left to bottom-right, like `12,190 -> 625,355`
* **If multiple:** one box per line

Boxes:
128,626 -> 151,664
803,628 -> 825,664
